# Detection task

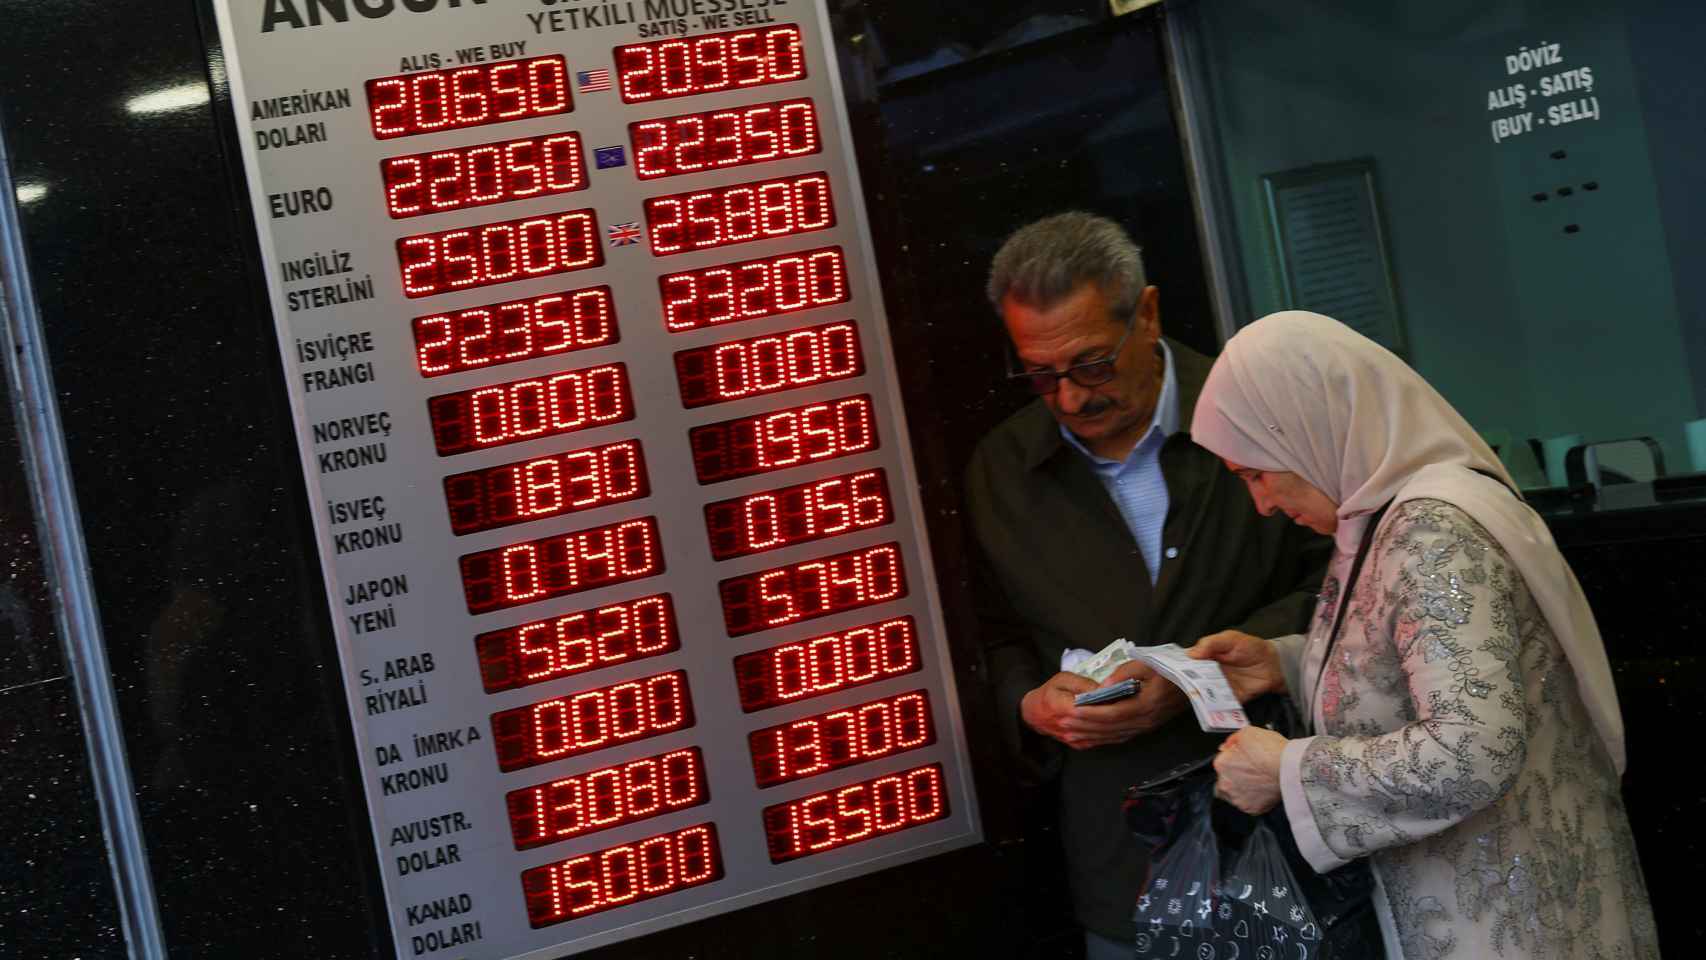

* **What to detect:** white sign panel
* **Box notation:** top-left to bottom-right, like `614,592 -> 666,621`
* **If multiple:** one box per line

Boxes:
207,1 -> 980,956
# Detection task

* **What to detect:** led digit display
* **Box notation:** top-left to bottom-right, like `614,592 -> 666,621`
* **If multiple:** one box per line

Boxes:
382,132 -> 588,219
507,748 -> 708,850
427,363 -> 633,457
675,320 -> 862,409
718,541 -> 906,637
398,208 -> 603,298
733,617 -> 921,713
703,468 -> 890,561
614,26 -> 806,103
476,594 -> 679,694
645,172 -> 834,255
444,439 -> 648,536
658,250 -> 846,335
761,764 -> 948,864
414,286 -> 617,378
749,690 -> 934,788
630,98 -> 820,180
491,669 -> 693,773
659,247 -> 849,333
689,394 -> 877,485
460,517 -> 664,615
366,56 -> 572,139
521,823 -> 722,928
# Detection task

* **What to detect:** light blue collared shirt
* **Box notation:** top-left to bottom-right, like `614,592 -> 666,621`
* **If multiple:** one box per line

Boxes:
1058,340 -> 1180,584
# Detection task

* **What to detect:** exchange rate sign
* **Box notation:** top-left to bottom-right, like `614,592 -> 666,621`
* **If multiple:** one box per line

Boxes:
214,3 -> 979,956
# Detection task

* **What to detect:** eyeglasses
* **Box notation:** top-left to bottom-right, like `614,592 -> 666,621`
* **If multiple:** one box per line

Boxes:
1004,313 -> 1136,396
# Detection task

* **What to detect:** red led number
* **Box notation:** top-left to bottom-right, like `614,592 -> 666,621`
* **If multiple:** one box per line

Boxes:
660,247 -> 849,333
398,209 -> 603,298
704,468 -> 890,561
718,542 -> 906,637
460,517 -> 663,615
414,287 -> 617,378
749,690 -> 934,788
631,98 -> 820,179
689,394 -> 877,485
476,594 -> 678,694
367,56 -> 571,139
762,765 -> 947,863
382,132 -> 587,218
507,748 -> 707,850
491,669 -> 693,772
444,439 -> 648,536
676,320 -> 862,408
734,617 -> 922,712
427,363 -> 632,456
645,172 -> 833,255
615,25 -> 805,103
522,823 -> 722,928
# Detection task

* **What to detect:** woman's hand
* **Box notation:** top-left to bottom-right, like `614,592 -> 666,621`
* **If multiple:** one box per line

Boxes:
1212,726 -> 1287,815
1189,630 -> 1285,703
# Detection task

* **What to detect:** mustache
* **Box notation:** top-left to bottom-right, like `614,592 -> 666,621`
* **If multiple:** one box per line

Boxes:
1073,398 -> 1114,418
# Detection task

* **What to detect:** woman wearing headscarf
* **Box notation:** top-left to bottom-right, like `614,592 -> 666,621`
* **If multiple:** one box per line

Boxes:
1185,311 -> 1658,959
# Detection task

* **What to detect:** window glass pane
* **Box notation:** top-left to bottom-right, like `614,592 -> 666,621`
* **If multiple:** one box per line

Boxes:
1187,0 -> 1705,494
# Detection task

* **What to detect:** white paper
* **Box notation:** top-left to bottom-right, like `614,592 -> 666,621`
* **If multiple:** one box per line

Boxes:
1130,643 -> 1248,732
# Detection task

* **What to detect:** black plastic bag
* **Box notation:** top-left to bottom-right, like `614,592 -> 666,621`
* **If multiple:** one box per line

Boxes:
1123,721 -> 1381,958
1219,818 -> 1324,958
1132,782 -> 1220,957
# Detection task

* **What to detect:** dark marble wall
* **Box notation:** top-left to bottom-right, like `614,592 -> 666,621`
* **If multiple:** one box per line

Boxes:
1549,504 -> 1706,954
0,357 -> 127,958
0,0 -> 391,955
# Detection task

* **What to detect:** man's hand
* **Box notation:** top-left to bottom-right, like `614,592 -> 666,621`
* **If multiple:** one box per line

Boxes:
1189,630 -> 1285,703
1020,662 -> 1188,750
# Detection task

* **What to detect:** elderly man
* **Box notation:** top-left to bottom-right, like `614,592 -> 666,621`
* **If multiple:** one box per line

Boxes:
962,212 -> 1329,958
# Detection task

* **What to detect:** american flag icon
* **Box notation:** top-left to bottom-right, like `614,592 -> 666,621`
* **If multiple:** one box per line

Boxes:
608,221 -> 643,246
577,69 -> 612,92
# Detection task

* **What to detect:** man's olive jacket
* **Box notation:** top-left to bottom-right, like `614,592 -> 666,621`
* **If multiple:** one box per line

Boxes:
962,338 -> 1330,941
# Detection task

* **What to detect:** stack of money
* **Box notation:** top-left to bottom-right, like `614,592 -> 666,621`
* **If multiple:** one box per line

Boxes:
1064,637 -> 1138,683
1064,639 -> 1247,731
1128,643 -> 1248,732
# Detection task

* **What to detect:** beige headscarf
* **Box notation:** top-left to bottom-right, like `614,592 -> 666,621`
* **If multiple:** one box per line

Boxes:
1191,311 -> 1625,774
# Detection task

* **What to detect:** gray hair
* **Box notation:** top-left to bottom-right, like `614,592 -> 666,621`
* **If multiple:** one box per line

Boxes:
985,212 -> 1147,324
